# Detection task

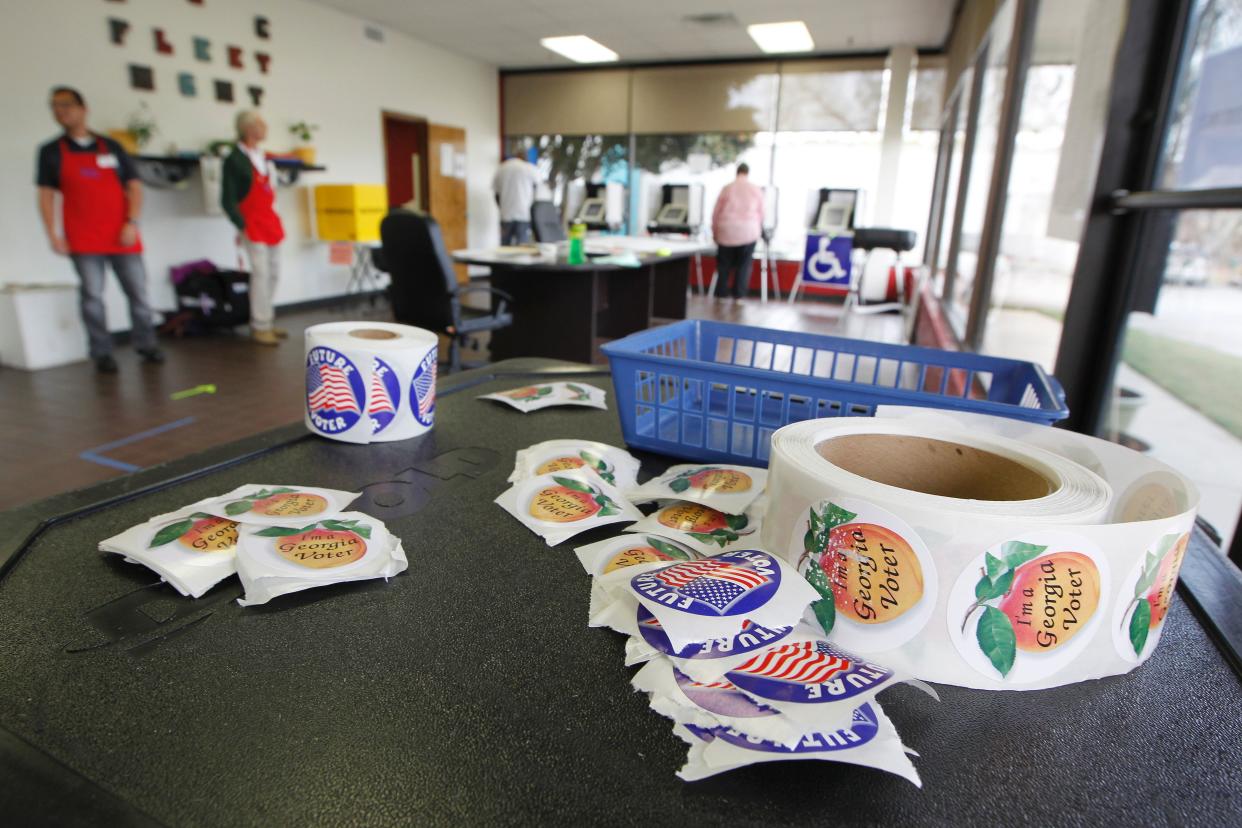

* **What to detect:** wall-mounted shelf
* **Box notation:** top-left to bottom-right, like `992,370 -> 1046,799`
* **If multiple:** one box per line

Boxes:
134,155 -> 201,189
271,157 -> 327,186
131,153 -> 326,189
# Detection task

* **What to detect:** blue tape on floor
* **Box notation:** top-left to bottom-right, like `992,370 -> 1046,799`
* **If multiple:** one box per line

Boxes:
79,416 -> 197,473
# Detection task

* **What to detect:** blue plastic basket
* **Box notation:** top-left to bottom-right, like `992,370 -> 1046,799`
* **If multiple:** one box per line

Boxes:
600,320 -> 1067,465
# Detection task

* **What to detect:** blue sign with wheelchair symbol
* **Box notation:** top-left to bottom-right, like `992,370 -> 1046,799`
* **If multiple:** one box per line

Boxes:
802,233 -> 853,286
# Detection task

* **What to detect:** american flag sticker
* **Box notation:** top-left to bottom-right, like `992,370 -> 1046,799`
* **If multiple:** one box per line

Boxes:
410,349 -> 436,428
368,357 -> 401,434
306,347 -> 366,435
727,640 -> 894,704
636,605 -> 794,660
631,550 -> 780,617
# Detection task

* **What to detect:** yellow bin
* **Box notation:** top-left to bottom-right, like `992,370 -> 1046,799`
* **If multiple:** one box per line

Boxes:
314,184 -> 388,242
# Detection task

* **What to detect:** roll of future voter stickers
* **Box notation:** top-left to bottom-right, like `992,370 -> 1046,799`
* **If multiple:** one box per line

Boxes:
304,322 -> 439,444
760,408 -> 1199,691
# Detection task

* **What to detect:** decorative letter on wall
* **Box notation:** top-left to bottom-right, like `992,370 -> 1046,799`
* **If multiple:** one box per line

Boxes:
247,85 -> 264,107
255,52 -> 271,74
107,18 -> 130,45
153,27 -> 174,55
178,72 -> 197,97
214,80 -> 234,103
193,36 -> 211,62
255,16 -> 270,39
227,45 -> 243,69
129,64 -> 155,91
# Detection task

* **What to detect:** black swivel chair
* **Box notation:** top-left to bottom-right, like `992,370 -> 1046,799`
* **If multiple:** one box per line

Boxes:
378,209 -> 513,373
530,200 -> 567,243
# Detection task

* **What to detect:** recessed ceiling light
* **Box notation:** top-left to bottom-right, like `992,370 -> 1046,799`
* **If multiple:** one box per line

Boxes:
747,21 -> 814,54
540,35 -> 619,63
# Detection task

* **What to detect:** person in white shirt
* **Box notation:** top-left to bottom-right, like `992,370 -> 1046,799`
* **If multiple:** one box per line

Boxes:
492,154 -> 541,245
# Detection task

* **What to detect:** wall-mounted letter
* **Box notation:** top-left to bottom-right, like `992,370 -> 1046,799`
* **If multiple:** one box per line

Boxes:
108,18 -> 130,45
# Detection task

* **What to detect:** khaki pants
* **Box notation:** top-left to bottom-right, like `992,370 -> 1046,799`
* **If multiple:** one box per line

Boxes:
242,239 -> 280,331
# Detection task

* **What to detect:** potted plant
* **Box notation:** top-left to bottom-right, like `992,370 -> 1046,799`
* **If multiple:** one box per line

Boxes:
289,121 -> 319,165
127,103 -> 158,151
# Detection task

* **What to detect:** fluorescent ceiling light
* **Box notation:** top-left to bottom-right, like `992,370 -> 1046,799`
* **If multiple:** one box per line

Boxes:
540,35 -> 619,63
747,21 -> 814,54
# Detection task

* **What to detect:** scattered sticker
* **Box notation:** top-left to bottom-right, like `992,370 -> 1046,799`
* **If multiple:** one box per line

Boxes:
172,484 -> 360,528
673,701 -> 920,785
512,439 -> 640,490
99,510 -> 239,598
624,499 -> 764,556
627,549 -> 818,650
235,512 -> 407,606
495,471 -> 642,546
627,464 -> 767,516
479,381 -> 607,412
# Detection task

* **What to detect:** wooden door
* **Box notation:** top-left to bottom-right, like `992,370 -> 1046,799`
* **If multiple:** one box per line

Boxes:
428,123 -> 468,284
382,113 -> 428,209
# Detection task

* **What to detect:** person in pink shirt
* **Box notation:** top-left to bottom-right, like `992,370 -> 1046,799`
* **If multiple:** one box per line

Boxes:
710,163 -> 765,300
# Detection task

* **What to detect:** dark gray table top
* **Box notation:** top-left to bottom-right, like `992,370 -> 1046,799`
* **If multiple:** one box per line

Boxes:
1,359 -> 1239,827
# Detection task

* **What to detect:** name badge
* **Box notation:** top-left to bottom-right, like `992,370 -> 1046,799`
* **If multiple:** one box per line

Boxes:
96,154 -> 119,169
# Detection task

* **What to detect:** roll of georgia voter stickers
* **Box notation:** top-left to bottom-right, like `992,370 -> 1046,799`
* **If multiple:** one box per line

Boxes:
760,407 -> 1199,691
304,322 -> 439,444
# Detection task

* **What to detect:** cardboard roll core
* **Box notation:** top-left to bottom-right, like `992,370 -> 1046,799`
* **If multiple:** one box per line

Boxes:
816,434 -> 1054,502
349,328 -> 400,340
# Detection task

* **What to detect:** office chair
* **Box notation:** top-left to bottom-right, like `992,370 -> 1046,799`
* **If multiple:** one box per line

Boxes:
530,200 -> 567,243
378,209 -> 513,373
840,227 -> 919,323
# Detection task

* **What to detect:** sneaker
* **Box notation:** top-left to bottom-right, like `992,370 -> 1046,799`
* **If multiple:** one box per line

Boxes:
138,348 -> 165,364
252,330 -> 281,346
95,355 -> 119,374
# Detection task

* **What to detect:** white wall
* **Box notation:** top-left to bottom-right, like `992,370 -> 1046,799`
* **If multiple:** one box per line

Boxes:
0,0 -> 499,334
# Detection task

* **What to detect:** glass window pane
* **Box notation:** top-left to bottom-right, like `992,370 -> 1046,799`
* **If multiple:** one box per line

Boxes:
776,68 -> 886,131
503,134 -> 629,229
982,0 -> 1125,371
949,8 -> 1014,337
1160,0 -> 1242,189
632,132 -> 770,236
936,82 -> 972,288
1114,209 -> 1242,548
910,62 -> 947,131
769,131 -> 882,250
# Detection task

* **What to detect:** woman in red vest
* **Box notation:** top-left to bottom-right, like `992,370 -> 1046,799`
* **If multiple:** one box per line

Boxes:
221,110 -> 285,346
36,86 -> 163,373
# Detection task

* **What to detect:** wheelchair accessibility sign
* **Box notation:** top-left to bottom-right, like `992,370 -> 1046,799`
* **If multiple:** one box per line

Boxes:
802,233 -> 853,286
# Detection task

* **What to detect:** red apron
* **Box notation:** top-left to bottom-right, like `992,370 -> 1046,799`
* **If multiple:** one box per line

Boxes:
59,138 -> 141,255
238,158 -> 285,244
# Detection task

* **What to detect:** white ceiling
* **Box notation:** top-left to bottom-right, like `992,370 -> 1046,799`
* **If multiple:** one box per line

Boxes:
311,0 -> 959,69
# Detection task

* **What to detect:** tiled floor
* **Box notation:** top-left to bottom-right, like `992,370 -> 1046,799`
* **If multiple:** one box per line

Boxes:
0,293 -> 895,511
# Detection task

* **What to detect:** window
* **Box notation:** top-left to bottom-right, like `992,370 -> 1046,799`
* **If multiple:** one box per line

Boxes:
982,0 -> 1125,371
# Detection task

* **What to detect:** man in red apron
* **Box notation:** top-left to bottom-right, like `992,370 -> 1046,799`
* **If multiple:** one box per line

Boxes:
221,110 -> 285,346
36,87 -> 163,373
